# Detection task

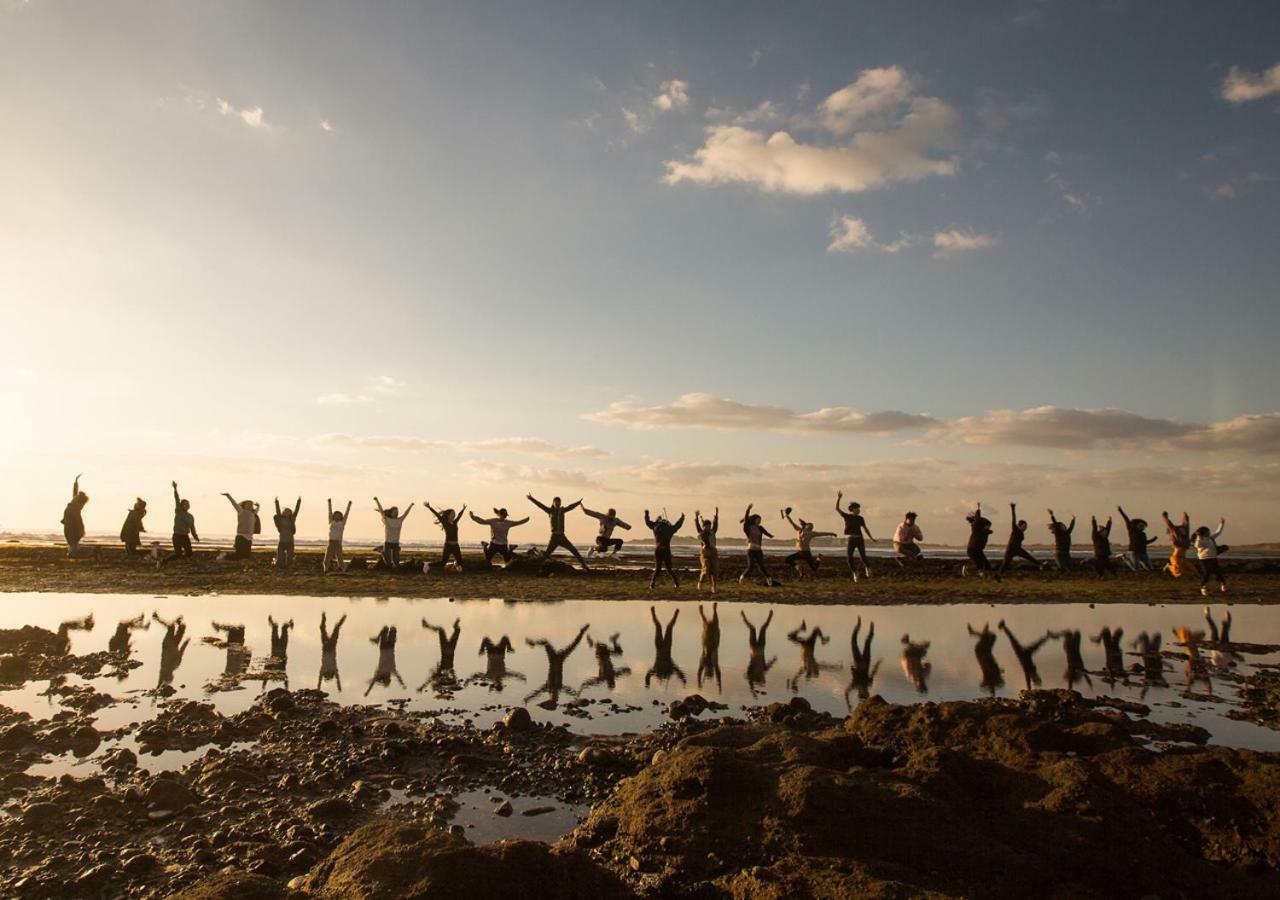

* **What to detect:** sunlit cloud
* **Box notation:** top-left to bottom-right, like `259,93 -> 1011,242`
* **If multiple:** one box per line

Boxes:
312,434 -> 607,459
586,392 -> 939,434
827,215 -> 915,253
315,375 -> 404,405
216,97 -> 270,130
462,460 -> 607,492
1205,171 -> 1272,201
663,67 -> 958,195
1221,63 -> 1280,103
931,229 -> 999,259
319,118 -> 335,134
927,406 -> 1198,449
652,79 -> 690,112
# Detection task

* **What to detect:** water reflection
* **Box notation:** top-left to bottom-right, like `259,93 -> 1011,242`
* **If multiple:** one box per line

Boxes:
107,613 -> 149,656
420,617 -> 462,694
7,594 -> 1279,752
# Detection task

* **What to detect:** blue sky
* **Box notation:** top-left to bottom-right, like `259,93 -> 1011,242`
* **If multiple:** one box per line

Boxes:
2,1 -> 1278,542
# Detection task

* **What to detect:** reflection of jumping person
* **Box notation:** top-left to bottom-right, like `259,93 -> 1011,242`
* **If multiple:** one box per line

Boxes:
374,498 -> 414,569
474,636 -> 524,691
644,606 -> 685,686
422,616 -> 462,670
836,492 -> 877,582
739,504 -> 777,585
365,626 -> 405,696
1117,506 -> 1158,572
962,503 -> 998,580
695,509 -> 719,593
697,603 -> 721,691
470,508 -> 528,566
845,617 -> 881,705
583,505 -> 630,556
785,620 -> 835,690
1162,511 -> 1192,578
645,510 -> 685,588
324,499 -> 352,573
967,623 -> 1004,695
580,633 -> 630,692
1047,628 -> 1091,689
524,623 -> 590,708
782,509 -> 836,578
1046,509 -> 1075,573
1090,626 -> 1126,679
1193,519 -> 1228,597
317,612 -> 346,691
741,609 -> 776,696
998,620 -> 1049,690
425,502 -> 466,569
527,495 -> 588,571
273,497 -> 301,569
900,635 -> 931,693
997,503 -> 1037,576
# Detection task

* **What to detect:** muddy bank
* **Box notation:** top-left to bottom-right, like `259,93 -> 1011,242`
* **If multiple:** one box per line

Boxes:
11,689 -> 1273,898
3,544 -> 1278,605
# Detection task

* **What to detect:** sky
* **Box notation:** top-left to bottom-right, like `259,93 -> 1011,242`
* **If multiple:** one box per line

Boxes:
2,0 -> 1279,544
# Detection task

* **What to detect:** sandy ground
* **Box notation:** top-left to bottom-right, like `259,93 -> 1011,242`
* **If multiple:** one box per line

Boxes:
1,543 -> 1278,605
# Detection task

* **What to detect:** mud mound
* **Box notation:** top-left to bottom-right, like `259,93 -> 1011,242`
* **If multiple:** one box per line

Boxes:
169,871 -> 300,899
295,820 -> 632,899
575,691 -> 1280,898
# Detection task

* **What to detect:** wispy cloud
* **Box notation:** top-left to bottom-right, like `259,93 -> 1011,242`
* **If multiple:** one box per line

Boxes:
931,229 -> 999,259
463,460 -> 607,491
312,434 -> 607,459
1046,171 -> 1092,213
663,67 -> 958,195
314,375 -> 404,406
652,79 -> 690,112
1205,171 -> 1273,201
586,392 -> 940,434
827,215 -> 915,254
319,118 -> 335,135
1221,63 -> 1280,104
216,97 -> 270,130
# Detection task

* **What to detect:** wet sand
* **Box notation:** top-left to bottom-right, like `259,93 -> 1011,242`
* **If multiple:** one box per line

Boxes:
2,544 -> 1279,605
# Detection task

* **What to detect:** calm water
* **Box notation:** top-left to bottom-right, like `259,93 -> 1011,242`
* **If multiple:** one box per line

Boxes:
3,593 -> 1277,780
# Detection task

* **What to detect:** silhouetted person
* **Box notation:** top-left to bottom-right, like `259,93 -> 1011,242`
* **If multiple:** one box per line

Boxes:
53,615 -> 94,655
221,493 -> 260,560
210,621 -> 250,683
365,626 -> 405,696
580,633 -> 630,692
836,492 -> 877,581
62,474 -> 94,557
1046,509 -> 1075,574
420,616 -> 462,692
739,504 -> 777,585
963,503 -> 998,580
374,498 -> 415,569
120,498 -> 147,558
1047,628 -> 1091,689
324,499 -> 353,573
471,508 -> 528,566
167,481 -> 199,562
318,612 -> 346,691
742,609 -> 776,696
108,613 -> 149,654
998,503 -> 1037,576
695,509 -> 719,593
967,623 -> 1004,695
900,635 -> 931,693
1089,516 -> 1116,578
998,620 -> 1049,690
273,497 -> 301,568
782,509 -> 836,579
524,623 -> 590,708
474,636 -> 524,691
644,606 -> 686,687
1173,626 -> 1213,693
846,617 -> 881,705
1162,511 -> 1193,578
527,495 -> 588,570
583,505 -> 630,556
645,511 -> 685,589
153,613 -> 189,690
786,620 -> 835,690
1090,626 -> 1126,679
426,502 -> 466,569
697,603 -> 721,692
1117,505 -> 1158,572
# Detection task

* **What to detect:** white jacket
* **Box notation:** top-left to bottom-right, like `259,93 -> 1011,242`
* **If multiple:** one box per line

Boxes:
1194,523 -> 1224,560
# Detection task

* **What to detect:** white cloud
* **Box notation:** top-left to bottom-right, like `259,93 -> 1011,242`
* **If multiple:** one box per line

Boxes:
827,215 -> 915,253
929,406 -> 1198,449
315,375 -> 403,405
586,392 -> 939,434
1221,63 -> 1280,103
663,67 -> 958,195
319,119 -> 335,134
931,229 -> 999,258
216,97 -> 269,130
818,66 -> 914,134
652,79 -> 690,112
1173,414 -> 1280,454
463,460 -> 606,492
312,434 -> 607,459
1046,172 -> 1090,213
621,107 -> 647,134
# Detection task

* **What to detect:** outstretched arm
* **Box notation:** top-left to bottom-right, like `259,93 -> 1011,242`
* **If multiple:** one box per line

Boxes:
760,526 -> 774,539
672,513 -> 685,533
344,500 -> 352,520
374,497 -> 384,515
401,502 -> 415,519
294,497 -> 302,517
835,491 -> 844,515
1118,505 -> 1131,528
616,517 -> 631,530
1010,502 -> 1017,529
274,498 -> 282,515
741,503 -> 753,524
712,509 -> 719,532
564,499 -> 582,512
784,512 -> 800,532
469,511 -> 487,525
510,516 -> 530,527
1066,516 -> 1075,535
455,504 -> 465,521
813,530 -> 837,539
223,493 -> 238,508
644,510 -> 654,529
582,506 -> 602,520
425,502 -> 441,521
527,494 -> 550,513
862,520 -> 876,541
172,481 -> 181,507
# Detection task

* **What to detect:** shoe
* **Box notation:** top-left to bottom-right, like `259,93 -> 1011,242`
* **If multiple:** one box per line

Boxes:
961,564 -> 969,577
852,572 -> 859,584
1201,586 -> 1209,597
739,574 -> 747,584
1220,583 -> 1228,593
863,568 -> 872,580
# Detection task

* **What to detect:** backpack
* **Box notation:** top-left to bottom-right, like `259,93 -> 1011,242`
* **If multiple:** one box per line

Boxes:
253,513 -> 262,535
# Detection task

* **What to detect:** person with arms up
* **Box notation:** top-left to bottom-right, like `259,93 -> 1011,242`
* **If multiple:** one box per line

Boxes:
583,504 -> 631,557
1117,505 -> 1158,572
469,507 -> 528,566
782,508 -> 836,578
527,494 -> 589,570
120,498 -> 147,558
425,501 -> 467,570
695,508 -> 719,593
374,498 -> 414,569
62,473 -> 94,557
997,502 -> 1037,576
739,503 -> 777,586
644,509 -> 685,589
1194,518 -> 1229,597
221,492 -> 259,560
169,481 -> 199,560
1046,509 -> 1075,573
1162,511 -> 1193,578
324,499 -> 353,573
835,492 -> 877,582
273,497 -> 301,569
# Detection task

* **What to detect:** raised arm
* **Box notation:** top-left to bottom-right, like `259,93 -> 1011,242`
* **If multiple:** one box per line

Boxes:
1010,502 -> 1018,529
172,481 -> 181,507
527,494 -> 550,513
327,498 -> 333,519
835,491 -> 844,515
582,505 -> 602,521
1117,505 -> 1131,528
1066,515 -> 1075,535
672,513 -> 685,533
644,510 -> 655,529
712,509 -> 719,532
1212,518 -> 1225,539
344,500 -> 352,520
1048,508 -> 1058,526
695,511 -> 704,531
469,511 -> 488,525
454,504 -> 465,521
223,493 -> 238,508
294,497 -> 302,517
401,502 -> 415,519
72,474 -> 81,499
616,517 -> 631,530
564,499 -> 582,513
425,502 -> 441,521
741,503 -> 753,524
274,498 -> 282,515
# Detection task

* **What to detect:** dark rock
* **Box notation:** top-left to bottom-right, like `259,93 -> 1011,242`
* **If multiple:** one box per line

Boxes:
501,707 -> 534,732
